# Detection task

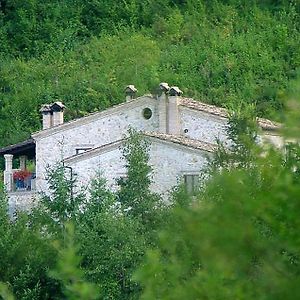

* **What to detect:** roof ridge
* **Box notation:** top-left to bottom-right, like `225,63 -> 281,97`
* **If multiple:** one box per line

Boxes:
144,131 -> 217,153
64,131 -> 216,163
64,139 -> 124,162
32,95 -> 155,138
179,97 -> 281,131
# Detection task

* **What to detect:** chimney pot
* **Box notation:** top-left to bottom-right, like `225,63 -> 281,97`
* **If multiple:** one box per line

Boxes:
125,85 -> 137,102
169,86 -> 183,96
40,101 -> 65,129
159,82 -> 170,93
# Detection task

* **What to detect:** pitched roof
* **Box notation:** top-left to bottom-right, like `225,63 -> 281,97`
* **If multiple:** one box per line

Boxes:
179,98 -> 228,118
51,101 -> 65,111
30,94 -> 281,140
144,132 -> 217,153
64,132 -> 215,164
0,138 -> 35,158
40,104 -> 52,113
179,97 -> 281,131
32,95 -> 155,138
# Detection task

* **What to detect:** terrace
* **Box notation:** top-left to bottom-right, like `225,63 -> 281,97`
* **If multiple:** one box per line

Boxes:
1,138 -> 36,193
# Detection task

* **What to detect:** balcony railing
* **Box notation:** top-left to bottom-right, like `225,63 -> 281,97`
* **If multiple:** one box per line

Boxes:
11,170 -> 36,192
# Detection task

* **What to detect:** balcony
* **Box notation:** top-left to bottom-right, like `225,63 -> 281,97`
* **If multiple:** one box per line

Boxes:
1,139 -> 36,193
12,169 -> 36,192
1,139 -> 37,213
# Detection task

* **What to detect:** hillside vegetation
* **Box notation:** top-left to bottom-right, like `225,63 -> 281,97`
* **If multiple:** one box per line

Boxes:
0,0 -> 299,146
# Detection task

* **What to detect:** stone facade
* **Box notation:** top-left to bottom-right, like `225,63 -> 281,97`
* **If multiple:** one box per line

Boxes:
2,84 -> 282,211
33,96 -> 159,192
32,92 -> 227,195
8,191 -> 37,215
180,107 -> 228,144
64,136 -> 212,198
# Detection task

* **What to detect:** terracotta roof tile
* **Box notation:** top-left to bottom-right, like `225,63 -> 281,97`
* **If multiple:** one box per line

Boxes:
144,132 -> 217,153
179,97 -> 281,131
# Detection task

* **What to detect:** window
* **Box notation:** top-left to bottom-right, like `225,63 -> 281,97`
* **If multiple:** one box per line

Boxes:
76,148 -> 92,155
183,174 -> 200,194
143,107 -> 152,120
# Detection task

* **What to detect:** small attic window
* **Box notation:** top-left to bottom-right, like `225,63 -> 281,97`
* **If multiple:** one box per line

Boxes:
76,148 -> 91,155
143,108 -> 152,120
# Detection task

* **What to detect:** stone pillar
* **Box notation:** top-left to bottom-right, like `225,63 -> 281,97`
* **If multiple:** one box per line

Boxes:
19,155 -> 27,170
167,86 -> 183,135
4,154 -> 13,192
158,82 -> 170,133
125,85 -> 137,102
40,104 -> 52,130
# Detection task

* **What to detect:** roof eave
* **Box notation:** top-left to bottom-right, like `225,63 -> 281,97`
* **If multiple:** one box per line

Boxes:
0,138 -> 36,157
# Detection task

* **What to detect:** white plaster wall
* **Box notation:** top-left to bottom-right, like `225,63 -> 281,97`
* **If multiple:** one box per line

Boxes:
68,139 -> 210,199
35,98 -> 158,191
179,107 -> 228,144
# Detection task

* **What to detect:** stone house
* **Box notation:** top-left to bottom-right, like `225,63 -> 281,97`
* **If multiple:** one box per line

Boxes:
0,83 -> 281,212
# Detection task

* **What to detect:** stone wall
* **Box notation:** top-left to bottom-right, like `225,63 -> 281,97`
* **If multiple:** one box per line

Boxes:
179,107 -> 228,144
33,94 -> 281,199
8,191 -> 37,216
149,139 -> 210,197
35,96 -> 159,192
68,138 -> 210,199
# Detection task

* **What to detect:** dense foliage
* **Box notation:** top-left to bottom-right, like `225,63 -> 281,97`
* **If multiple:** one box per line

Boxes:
137,150 -> 300,299
136,86 -> 300,300
0,0 -> 299,146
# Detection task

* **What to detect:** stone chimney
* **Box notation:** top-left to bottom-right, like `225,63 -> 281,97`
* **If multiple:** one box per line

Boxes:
158,82 -> 170,133
125,85 -> 137,102
167,86 -> 182,135
51,101 -> 65,127
40,104 -> 52,130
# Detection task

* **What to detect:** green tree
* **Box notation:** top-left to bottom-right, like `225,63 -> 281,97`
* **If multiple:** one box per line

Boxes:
209,103 -> 260,173
0,192 -> 61,299
50,223 -> 99,300
37,163 -> 85,229
77,130 -> 165,299
118,129 -> 160,225
136,87 -> 300,300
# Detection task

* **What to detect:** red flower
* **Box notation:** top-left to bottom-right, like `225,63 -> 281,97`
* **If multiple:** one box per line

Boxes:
13,170 -> 32,181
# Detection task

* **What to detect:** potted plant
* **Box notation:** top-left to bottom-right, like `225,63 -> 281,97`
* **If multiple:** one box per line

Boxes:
13,170 -> 32,190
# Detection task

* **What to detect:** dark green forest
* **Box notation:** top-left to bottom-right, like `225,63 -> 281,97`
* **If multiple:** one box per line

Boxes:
0,0 -> 299,146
